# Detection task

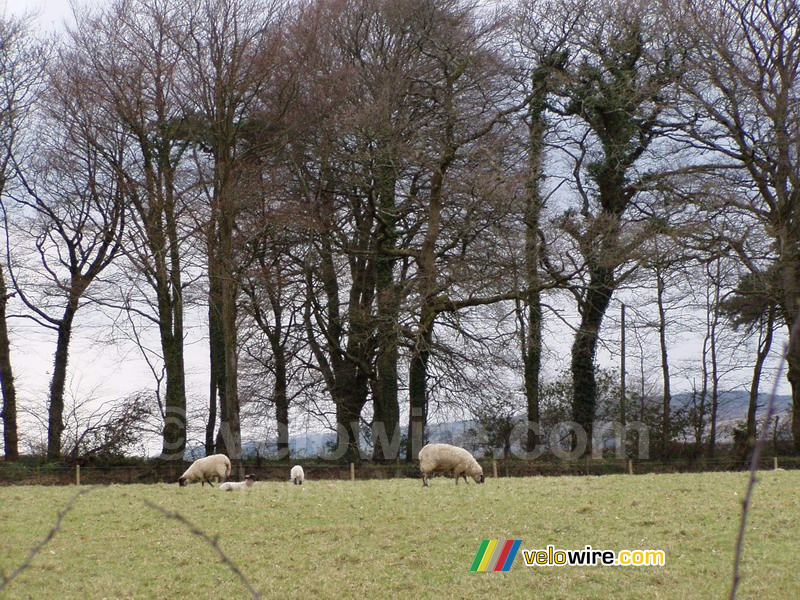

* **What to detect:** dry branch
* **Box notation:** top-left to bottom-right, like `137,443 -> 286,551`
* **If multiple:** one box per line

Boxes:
0,486 -> 98,593
730,315 -> 800,599
143,499 -> 260,599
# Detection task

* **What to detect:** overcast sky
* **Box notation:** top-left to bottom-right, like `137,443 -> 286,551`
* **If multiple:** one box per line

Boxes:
3,0 -> 81,29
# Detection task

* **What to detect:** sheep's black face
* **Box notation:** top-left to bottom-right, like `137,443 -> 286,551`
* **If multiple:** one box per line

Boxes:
178,477 -> 188,487
475,473 -> 485,484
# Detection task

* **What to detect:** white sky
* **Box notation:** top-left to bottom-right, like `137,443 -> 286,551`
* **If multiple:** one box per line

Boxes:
2,0 -> 83,30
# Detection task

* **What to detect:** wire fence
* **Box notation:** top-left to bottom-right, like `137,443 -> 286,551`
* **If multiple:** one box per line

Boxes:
1,455 -> 798,486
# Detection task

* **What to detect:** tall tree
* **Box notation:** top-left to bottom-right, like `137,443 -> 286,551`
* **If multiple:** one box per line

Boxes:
400,0 -> 520,460
545,0 -> 685,454
511,0 -> 576,454
4,46 -> 126,458
0,14 -> 46,461
178,0 -> 287,466
65,0 -> 195,460
677,0 -> 800,452
721,268 -> 780,459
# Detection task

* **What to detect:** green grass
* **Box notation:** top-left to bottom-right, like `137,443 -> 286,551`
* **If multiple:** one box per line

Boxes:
1,471 -> 798,599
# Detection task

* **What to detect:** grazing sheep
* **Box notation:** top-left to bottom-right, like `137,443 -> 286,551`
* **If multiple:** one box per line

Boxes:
419,443 -> 485,487
219,474 -> 257,491
178,454 -> 231,487
290,465 -> 305,485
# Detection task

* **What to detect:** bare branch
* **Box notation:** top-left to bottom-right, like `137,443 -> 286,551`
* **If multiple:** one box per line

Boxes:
730,312 -> 800,599
143,499 -> 260,600
0,486 -> 98,593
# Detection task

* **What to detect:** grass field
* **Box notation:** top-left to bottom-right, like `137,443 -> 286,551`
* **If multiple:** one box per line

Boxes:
1,471 -> 798,599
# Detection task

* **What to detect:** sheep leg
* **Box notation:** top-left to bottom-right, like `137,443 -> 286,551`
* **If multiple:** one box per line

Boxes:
422,474 -> 429,487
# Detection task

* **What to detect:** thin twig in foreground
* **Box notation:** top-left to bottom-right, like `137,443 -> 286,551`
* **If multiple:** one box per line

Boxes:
144,499 -> 260,599
0,486 -> 98,593
730,315 -> 800,599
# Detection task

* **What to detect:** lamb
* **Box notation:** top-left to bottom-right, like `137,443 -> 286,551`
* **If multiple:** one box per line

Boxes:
418,443 -> 485,487
219,474 -> 258,491
178,454 -> 231,487
290,465 -> 305,485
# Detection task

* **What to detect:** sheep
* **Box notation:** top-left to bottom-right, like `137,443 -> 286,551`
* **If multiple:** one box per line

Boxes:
178,454 -> 231,487
219,474 -> 258,491
290,465 -> 305,485
418,443 -> 485,487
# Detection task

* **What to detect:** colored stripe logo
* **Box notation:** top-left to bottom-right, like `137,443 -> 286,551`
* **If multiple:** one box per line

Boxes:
470,540 -> 522,571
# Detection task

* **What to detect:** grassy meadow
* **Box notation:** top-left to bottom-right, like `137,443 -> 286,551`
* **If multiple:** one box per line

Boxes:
1,470 -> 798,599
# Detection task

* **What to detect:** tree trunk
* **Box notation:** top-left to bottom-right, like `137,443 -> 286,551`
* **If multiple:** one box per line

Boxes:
157,177 -> 187,460
571,269 -> 615,457
744,306 -> 775,461
786,320 -> 800,454
707,260 -> 721,458
372,159 -> 400,462
332,364 -> 369,463
216,258 -> 241,466
47,303 -> 77,460
207,174 -> 241,466
656,267 -> 672,459
406,330 -> 431,461
0,265 -> 18,461
373,296 -> 400,461
523,294 -> 542,453
273,346 -> 289,457
696,348 -> 708,453
522,62 -> 549,453
206,266 -> 224,456
779,245 -> 800,454
160,318 -> 187,460
265,294 -> 289,458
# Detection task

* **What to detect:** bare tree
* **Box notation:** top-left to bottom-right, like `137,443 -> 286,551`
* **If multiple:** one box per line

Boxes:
510,0 -> 580,454
722,268 -> 780,460
541,0 -> 687,455
3,40 -> 126,459
176,0 -> 288,467
676,0 -> 800,451
397,1 -> 522,460
0,13 -> 48,461
61,0 -> 198,460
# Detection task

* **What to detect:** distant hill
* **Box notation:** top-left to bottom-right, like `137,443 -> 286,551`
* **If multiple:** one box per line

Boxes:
238,419 -> 480,460
672,391 -> 792,421
185,392 -> 793,460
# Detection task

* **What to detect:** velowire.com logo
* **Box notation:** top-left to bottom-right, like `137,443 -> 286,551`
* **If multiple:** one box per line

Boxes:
469,540 -> 522,572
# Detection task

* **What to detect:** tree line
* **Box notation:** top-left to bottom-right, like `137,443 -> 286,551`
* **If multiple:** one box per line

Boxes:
1,0 -> 798,465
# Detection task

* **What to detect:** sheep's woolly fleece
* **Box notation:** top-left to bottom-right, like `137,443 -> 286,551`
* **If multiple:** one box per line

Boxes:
290,465 -> 305,485
418,443 -> 484,486
220,474 -> 257,491
178,454 -> 232,487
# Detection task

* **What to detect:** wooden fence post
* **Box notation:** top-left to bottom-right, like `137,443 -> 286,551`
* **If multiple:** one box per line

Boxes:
492,460 -> 498,479
774,457 -> 779,470
628,459 -> 634,475
350,462 -> 355,482
76,464 -> 80,486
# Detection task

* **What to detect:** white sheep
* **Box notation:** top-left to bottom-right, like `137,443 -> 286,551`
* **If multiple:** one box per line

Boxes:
419,443 -> 485,487
178,454 -> 231,487
219,474 -> 257,491
290,465 -> 305,485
